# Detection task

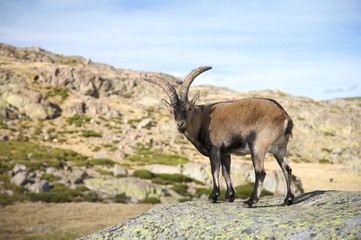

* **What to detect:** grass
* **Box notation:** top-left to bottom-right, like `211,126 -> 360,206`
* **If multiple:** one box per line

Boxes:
127,147 -> 189,166
45,86 -> 69,102
0,183 -> 98,206
81,130 -> 102,138
40,173 -> 62,182
133,169 -> 203,186
91,158 -> 115,167
66,114 -> 91,127
0,140 -> 90,172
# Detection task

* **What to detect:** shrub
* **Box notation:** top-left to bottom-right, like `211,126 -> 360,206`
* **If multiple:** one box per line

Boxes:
171,184 -> 189,195
152,173 -> 193,185
66,114 -> 90,127
140,197 -> 160,204
91,158 -> 115,167
114,193 -> 128,203
133,170 -> 155,179
96,169 -> 113,176
81,130 -> 102,138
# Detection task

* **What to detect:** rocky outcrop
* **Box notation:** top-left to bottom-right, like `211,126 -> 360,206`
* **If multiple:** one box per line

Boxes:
0,69 -> 59,120
80,191 -> 361,240
84,177 -> 165,203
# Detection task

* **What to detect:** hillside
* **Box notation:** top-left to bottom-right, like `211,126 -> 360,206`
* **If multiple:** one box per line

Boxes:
0,43 -> 360,206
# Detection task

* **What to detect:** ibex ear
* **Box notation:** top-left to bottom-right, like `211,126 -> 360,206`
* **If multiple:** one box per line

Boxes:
190,93 -> 199,106
161,99 -> 173,114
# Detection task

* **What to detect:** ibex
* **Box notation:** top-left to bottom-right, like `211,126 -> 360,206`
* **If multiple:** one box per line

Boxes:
144,66 -> 294,207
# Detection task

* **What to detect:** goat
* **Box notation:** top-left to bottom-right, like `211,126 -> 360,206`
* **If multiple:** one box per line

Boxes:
144,66 -> 294,207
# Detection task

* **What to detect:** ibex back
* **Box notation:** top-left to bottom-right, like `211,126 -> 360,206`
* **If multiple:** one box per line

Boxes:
144,66 -> 294,207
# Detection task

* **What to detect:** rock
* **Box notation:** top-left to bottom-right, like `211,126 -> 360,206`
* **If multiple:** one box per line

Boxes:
28,180 -> 50,193
80,191 -> 361,240
11,171 -> 28,186
84,177 -> 164,203
113,165 -> 128,177
144,164 -> 181,175
68,170 -> 88,185
137,118 -> 152,129
12,164 -> 27,176
46,167 -> 57,174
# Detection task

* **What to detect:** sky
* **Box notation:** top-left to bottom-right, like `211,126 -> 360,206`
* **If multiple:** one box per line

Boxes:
1,0 -> 361,100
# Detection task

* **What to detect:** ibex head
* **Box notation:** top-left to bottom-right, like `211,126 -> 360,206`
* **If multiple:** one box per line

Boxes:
144,66 -> 212,133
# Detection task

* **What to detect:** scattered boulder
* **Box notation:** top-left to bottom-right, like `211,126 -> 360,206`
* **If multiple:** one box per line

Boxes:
11,171 -> 28,186
113,165 -> 128,177
137,118 -> 152,129
80,191 -> 361,240
28,180 -> 50,193
68,169 -> 88,185
84,177 -> 164,203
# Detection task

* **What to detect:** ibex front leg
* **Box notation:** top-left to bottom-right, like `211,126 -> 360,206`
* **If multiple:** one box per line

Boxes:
221,154 -> 235,202
208,148 -> 221,203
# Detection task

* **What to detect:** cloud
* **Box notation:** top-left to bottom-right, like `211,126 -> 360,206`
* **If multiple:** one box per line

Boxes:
325,84 -> 358,93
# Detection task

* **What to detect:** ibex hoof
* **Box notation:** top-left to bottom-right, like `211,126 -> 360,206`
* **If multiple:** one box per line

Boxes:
208,192 -> 219,203
225,193 -> 235,202
243,198 -> 256,208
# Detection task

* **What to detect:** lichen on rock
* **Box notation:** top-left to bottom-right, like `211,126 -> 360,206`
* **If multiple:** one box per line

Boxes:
79,191 -> 361,240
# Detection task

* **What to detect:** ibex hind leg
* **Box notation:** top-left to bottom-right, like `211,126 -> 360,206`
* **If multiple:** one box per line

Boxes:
244,149 -> 267,208
273,144 -> 294,206
221,155 -> 235,202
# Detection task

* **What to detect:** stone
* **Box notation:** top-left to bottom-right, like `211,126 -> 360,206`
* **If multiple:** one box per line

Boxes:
11,171 -> 28,186
69,170 -> 88,184
113,165 -> 128,177
12,164 -> 27,176
80,191 -> 361,240
46,167 -> 57,174
137,118 -> 152,129
28,180 -> 50,193
84,177 -> 164,203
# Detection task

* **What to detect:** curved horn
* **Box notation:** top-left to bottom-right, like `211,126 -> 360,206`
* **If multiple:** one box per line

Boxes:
180,66 -> 212,102
144,74 -> 180,105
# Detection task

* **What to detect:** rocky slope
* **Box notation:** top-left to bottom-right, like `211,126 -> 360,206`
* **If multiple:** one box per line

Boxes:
80,191 -> 361,239
0,43 -> 360,205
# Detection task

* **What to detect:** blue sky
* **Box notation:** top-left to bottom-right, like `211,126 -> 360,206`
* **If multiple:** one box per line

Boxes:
1,0 -> 361,100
